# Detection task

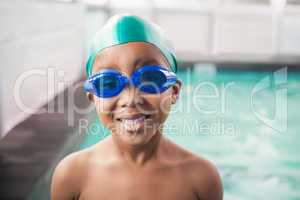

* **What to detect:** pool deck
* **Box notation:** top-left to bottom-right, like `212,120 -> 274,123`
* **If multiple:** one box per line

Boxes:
0,80 -> 90,200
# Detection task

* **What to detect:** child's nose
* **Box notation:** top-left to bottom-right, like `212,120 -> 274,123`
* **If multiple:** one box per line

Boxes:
118,83 -> 144,107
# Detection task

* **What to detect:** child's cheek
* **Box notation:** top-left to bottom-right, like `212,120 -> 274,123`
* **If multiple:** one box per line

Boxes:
94,96 -> 116,114
94,99 -> 117,129
157,91 -> 172,114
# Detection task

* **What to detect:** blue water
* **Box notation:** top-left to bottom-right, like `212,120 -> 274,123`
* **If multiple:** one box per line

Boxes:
81,66 -> 300,200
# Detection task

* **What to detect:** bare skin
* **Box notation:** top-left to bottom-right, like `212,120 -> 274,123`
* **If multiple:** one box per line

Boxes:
51,42 -> 223,200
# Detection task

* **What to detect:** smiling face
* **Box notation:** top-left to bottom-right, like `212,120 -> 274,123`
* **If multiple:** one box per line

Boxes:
87,42 -> 181,147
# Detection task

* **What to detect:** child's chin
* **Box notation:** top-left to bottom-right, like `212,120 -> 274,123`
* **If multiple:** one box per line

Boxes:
119,130 -> 155,146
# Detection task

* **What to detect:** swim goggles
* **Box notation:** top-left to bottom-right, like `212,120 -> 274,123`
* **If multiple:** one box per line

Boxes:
84,65 -> 177,98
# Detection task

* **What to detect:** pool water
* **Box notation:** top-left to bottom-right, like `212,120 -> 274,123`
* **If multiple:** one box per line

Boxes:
80,66 -> 300,200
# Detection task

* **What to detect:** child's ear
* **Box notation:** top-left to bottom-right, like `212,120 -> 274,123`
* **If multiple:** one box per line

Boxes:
86,92 -> 94,102
171,79 -> 182,104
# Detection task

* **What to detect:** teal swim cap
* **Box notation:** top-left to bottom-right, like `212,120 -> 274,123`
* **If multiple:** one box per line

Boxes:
86,14 -> 177,77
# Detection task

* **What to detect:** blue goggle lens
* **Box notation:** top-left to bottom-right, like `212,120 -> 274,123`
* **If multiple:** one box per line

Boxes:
95,75 -> 121,97
138,70 -> 167,93
95,75 -> 118,90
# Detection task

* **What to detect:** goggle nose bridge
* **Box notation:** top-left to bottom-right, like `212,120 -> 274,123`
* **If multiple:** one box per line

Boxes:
119,73 -> 139,88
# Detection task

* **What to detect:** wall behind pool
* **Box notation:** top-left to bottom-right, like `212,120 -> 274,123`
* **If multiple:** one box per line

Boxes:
0,0 -> 85,138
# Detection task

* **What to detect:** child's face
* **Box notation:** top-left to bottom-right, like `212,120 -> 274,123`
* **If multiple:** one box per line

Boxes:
87,42 -> 181,146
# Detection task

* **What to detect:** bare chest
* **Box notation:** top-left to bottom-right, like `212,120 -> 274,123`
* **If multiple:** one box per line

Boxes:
79,166 -> 198,200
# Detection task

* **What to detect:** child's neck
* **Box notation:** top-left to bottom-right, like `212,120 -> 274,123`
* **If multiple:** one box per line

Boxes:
112,131 -> 163,167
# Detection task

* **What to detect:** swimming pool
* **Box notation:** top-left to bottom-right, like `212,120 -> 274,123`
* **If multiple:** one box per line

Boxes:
80,66 -> 300,200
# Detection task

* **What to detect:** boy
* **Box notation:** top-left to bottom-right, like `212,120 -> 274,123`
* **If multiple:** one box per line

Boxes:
51,14 -> 223,200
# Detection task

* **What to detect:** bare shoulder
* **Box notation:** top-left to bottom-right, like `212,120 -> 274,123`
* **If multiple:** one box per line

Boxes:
165,138 -> 223,200
50,138 -> 110,200
186,154 -> 223,200
50,148 -> 90,200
